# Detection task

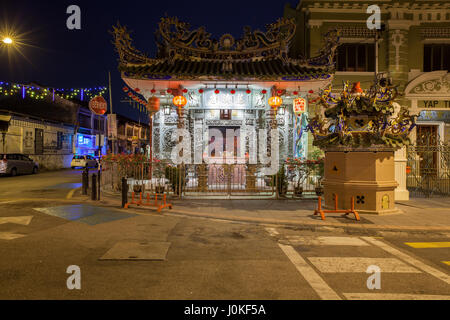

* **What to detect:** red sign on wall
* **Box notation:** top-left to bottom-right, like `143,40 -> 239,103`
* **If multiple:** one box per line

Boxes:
293,97 -> 306,115
89,96 -> 108,115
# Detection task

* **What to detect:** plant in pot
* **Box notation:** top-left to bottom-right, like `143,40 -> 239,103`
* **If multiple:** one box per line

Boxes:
268,165 -> 288,197
286,158 -> 307,197
165,165 -> 185,195
152,158 -> 166,194
309,150 -> 325,196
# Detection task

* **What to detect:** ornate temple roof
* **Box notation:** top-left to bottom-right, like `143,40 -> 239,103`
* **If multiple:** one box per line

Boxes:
111,17 -> 340,82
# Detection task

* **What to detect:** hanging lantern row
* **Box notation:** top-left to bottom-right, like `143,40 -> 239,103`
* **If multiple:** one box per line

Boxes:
126,85 -> 316,97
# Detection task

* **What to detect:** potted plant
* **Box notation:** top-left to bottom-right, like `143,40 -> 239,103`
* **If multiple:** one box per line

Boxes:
165,165 -> 185,195
152,158 -> 166,194
286,158 -> 308,197
268,165 -> 288,197
309,150 -> 325,196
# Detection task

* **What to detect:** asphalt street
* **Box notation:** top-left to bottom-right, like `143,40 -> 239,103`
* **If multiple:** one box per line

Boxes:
0,170 -> 449,300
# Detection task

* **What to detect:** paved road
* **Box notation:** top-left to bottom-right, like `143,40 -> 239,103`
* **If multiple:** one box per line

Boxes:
0,171 -> 449,299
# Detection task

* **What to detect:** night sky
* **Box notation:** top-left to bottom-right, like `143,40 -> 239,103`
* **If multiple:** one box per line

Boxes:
1,0 -> 298,122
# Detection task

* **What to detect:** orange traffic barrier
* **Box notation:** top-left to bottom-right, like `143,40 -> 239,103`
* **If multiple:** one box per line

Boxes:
314,194 -> 360,221
125,192 -> 172,213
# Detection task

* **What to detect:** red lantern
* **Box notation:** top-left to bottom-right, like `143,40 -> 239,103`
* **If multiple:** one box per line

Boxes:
268,96 -> 283,109
293,91 -> 299,96
277,90 -> 283,95
309,90 -> 314,94
246,89 -> 251,94
230,90 -> 236,95
261,90 -> 267,95
199,89 -> 204,94
128,92 -> 132,97
151,89 -> 156,94
147,96 -> 160,113
135,88 -> 140,92
123,87 -> 129,92
182,89 -> 188,94
173,95 -> 188,108
215,89 -> 220,94
167,89 -> 173,94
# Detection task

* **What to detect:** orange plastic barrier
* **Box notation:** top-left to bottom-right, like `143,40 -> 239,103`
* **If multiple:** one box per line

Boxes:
125,192 -> 173,213
314,194 -> 360,221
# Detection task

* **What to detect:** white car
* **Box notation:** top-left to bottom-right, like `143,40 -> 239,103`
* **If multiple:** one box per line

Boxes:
71,155 -> 98,169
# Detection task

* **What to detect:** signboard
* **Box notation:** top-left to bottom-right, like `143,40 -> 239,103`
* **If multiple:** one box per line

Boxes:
89,96 -> 108,115
419,100 -> 450,109
107,114 -> 117,140
293,97 -> 307,115
95,134 -> 105,148
204,90 -> 250,109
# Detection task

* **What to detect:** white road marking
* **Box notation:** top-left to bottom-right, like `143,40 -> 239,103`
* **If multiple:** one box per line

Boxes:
0,216 -> 33,226
308,257 -> 421,273
265,227 -> 279,237
343,293 -> 450,300
278,243 -> 341,300
362,237 -> 450,285
287,236 -> 370,246
0,232 -> 26,240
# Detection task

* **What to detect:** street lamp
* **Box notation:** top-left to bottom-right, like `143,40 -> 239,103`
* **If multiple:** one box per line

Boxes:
2,37 -> 13,45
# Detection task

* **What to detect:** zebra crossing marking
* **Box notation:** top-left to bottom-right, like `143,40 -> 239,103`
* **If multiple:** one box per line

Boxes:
307,257 -> 421,273
286,236 -> 370,247
362,237 -> 450,285
0,232 -> 26,240
278,244 -> 341,300
343,293 -> 450,300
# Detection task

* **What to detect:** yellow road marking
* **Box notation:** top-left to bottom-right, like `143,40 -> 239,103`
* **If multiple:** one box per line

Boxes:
405,242 -> 450,249
66,188 -> 80,200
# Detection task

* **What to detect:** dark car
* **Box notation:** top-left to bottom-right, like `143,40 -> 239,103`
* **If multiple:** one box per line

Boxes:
0,154 -> 39,176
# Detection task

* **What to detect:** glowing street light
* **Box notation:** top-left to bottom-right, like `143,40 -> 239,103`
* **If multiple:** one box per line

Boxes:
2,37 -> 13,45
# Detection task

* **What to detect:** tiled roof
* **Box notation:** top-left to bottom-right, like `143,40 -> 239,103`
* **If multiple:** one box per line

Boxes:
120,58 -> 333,81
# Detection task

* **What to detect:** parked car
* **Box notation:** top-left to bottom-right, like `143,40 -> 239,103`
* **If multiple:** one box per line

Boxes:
0,154 -> 39,176
71,155 -> 98,169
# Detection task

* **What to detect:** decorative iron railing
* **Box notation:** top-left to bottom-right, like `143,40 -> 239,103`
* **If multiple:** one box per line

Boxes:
407,134 -> 450,197
100,158 -> 324,199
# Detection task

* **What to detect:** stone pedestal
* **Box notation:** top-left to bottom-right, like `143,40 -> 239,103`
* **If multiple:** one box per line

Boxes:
323,148 -> 401,215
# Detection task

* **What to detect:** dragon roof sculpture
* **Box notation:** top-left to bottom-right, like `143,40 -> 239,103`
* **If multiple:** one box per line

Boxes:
111,17 -> 340,81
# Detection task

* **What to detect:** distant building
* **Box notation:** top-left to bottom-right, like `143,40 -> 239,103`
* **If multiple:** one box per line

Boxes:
284,0 -> 450,200
0,82 -> 107,170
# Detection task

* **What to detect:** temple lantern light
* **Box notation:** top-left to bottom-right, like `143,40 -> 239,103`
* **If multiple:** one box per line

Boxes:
269,96 -> 283,115
173,95 -> 187,108
146,96 -> 160,114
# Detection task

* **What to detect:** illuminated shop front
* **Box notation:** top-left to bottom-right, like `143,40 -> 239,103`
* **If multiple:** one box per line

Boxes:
75,133 -> 106,157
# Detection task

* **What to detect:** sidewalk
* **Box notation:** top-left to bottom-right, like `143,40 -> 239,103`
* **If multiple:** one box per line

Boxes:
90,191 -> 450,232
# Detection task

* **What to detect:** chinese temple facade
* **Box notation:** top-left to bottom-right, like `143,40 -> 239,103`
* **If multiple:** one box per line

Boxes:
112,17 -> 339,163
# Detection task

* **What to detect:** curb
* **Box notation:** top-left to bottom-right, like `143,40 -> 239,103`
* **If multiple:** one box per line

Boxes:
95,191 -> 450,232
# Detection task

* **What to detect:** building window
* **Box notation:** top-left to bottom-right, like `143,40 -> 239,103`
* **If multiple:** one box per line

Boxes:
336,43 -> 375,72
424,44 -> 450,72
220,109 -> 231,120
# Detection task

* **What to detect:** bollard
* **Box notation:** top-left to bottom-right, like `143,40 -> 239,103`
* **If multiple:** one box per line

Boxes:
91,174 -> 97,201
121,177 -> 128,208
82,169 -> 88,195
97,166 -> 101,201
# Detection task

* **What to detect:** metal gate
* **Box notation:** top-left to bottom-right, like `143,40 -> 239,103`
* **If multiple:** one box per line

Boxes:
407,132 -> 450,197
182,163 -> 276,197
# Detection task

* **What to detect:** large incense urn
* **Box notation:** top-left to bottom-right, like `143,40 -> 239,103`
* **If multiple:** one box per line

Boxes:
309,80 -> 416,215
